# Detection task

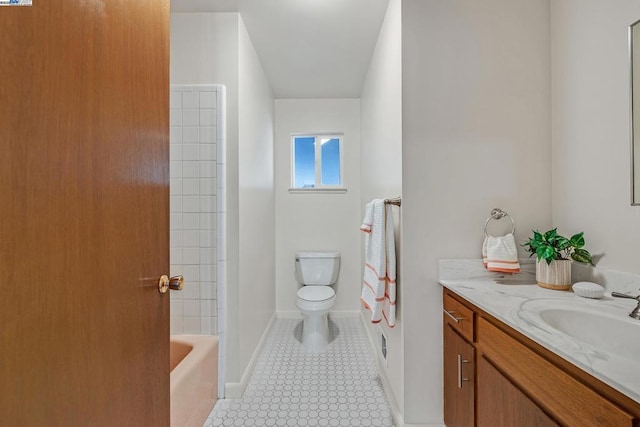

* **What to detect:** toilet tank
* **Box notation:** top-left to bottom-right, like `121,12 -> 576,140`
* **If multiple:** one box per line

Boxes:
295,251 -> 341,285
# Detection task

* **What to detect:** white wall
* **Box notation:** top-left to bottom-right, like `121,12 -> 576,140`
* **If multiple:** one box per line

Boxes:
171,12 -> 276,391
237,15 -> 276,378
359,0 -> 404,418
402,0 -> 551,423
275,99 -> 362,315
551,0 -> 640,275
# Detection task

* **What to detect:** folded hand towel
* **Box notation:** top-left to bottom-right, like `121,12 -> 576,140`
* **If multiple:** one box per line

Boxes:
482,233 -> 520,274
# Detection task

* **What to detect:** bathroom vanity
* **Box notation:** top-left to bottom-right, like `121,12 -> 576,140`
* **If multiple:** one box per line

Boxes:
440,279 -> 640,427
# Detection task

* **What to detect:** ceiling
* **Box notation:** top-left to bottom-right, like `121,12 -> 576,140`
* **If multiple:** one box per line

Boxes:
170,0 -> 390,99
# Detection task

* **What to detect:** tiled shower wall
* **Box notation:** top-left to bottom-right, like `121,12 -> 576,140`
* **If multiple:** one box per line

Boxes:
169,85 -> 226,341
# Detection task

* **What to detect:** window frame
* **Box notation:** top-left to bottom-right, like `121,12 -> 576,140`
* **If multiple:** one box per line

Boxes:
290,133 -> 345,192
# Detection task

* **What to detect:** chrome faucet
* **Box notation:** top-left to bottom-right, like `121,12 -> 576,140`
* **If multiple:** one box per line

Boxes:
612,291 -> 640,320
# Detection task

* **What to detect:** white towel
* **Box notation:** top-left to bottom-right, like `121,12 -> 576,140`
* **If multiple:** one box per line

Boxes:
360,199 -> 397,327
360,200 -> 374,233
482,233 -> 520,274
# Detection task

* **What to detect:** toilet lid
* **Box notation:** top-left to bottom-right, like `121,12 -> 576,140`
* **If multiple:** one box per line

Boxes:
297,286 -> 335,301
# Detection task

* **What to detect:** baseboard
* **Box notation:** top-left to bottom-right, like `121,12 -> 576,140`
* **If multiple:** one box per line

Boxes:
359,311 -> 405,427
224,313 -> 276,398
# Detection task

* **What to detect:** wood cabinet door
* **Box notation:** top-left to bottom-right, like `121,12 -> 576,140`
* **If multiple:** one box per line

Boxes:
0,1 -> 170,425
477,355 -> 559,427
444,324 -> 475,427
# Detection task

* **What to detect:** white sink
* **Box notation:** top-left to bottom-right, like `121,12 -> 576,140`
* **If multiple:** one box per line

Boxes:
521,299 -> 640,362
536,306 -> 640,360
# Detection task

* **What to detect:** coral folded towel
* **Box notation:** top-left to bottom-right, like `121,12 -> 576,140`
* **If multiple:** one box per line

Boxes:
482,233 -> 520,273
360,199 -> 397,327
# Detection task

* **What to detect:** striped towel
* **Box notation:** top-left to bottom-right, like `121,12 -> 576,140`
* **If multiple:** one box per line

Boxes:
360,199 -> 397,327
482,233 -> 520,274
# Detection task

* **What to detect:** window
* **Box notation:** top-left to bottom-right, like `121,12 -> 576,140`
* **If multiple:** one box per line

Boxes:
291,134 -> 344,190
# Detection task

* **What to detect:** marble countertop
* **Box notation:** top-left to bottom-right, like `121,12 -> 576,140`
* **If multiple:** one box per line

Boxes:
440,276 -> 640,404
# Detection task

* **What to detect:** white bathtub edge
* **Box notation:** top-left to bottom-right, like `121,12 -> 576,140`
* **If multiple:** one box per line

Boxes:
224,313 -> 277,399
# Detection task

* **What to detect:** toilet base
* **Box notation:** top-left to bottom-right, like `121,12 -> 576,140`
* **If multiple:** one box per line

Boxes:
301,312 -> 329,352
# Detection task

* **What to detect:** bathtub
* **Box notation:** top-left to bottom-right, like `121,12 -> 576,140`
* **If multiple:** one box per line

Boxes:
170,335 -> 218,427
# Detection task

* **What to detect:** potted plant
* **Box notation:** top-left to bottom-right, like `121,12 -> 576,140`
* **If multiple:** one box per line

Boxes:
523,228 -> 593,290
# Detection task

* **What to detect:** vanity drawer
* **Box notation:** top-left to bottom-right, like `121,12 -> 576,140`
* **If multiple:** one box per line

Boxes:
477,318 -> 634,427
443,292 -> 474,342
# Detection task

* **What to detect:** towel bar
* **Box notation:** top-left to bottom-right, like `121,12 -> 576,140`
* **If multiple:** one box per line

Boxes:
385,197 -> 401,207
484,208 -> 515,237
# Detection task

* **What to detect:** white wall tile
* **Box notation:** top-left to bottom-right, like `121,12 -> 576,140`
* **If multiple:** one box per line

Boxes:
199,109 -> 216,126
170,126 -> 183,144
200,248 -> 215,264
199,230 -> 216,248
183,299 -> 201,316
200,317 -> 214,335
200,127 -> 216,143
182,91 -> 199,109
182,161 -> 199,178
170,92 -> 182,109
183,144 -> 200,161
200,264 -> 216,282
170,317 -> 183,335
183,109 -> 199,126
199,91 -> 216,108
170,230 -> 183,247
182,317 -> 201,334
183,195 -> 200,213
199,161 -> 217,178
170,144 -> 183,161
183,248 -> 200,265
200,282 -> 216,300
170,196 -> 183,213
183,178 -> 200,195
182,281 -> 200,300
169,85 -> 224,338
182,230 -> 200,247
170,299 -> 183,316
183,213 -> 200,230
170,111 -> 183,126
169,161 -> 182,178
170,213 -> 183,230
170,178 -> 182,195
200,299 -> 217,317
200,178 -> 217,195
170,248 -> 183,264
170,264 -> 184,277
200,213 -> 216,230
183,126 -> 199,143
200,196 -> 216,212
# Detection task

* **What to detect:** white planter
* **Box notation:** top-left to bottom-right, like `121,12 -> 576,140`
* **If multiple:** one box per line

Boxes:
536,259 -> 572,291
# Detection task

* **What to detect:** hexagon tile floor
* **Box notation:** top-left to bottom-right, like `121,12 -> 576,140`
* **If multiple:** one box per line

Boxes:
204,316 -> 396,427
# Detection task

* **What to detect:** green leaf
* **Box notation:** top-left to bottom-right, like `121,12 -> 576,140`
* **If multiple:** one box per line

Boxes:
555,237 -> 570,250
571,248 -> 592,265
569,232 -> 585,249
536,244 -> 556,262
544,228 -> 558,242
532,230 -> 543,244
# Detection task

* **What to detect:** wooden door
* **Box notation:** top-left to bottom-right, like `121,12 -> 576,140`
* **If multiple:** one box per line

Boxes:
477,355 -> 559,427
0,1 -> 170,426
443,324 -> 475,427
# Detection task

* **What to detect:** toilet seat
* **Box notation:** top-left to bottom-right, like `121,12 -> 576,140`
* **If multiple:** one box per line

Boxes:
297,286 -> 335,302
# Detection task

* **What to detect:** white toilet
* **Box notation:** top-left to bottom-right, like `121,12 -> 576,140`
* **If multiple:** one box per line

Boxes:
295,251 -> 341,351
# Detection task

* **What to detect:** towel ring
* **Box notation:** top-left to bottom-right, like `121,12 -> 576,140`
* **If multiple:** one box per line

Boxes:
484,208 -> 515,237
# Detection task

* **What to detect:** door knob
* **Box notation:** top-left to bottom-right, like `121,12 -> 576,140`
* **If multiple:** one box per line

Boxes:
158,275 -> 184,294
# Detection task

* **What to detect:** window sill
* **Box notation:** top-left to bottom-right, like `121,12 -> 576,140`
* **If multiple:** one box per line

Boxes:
288,188 -> 348,194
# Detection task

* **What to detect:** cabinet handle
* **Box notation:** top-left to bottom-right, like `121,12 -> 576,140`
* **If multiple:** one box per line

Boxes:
457,354 -> 470,388
443,308 -> 463,323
